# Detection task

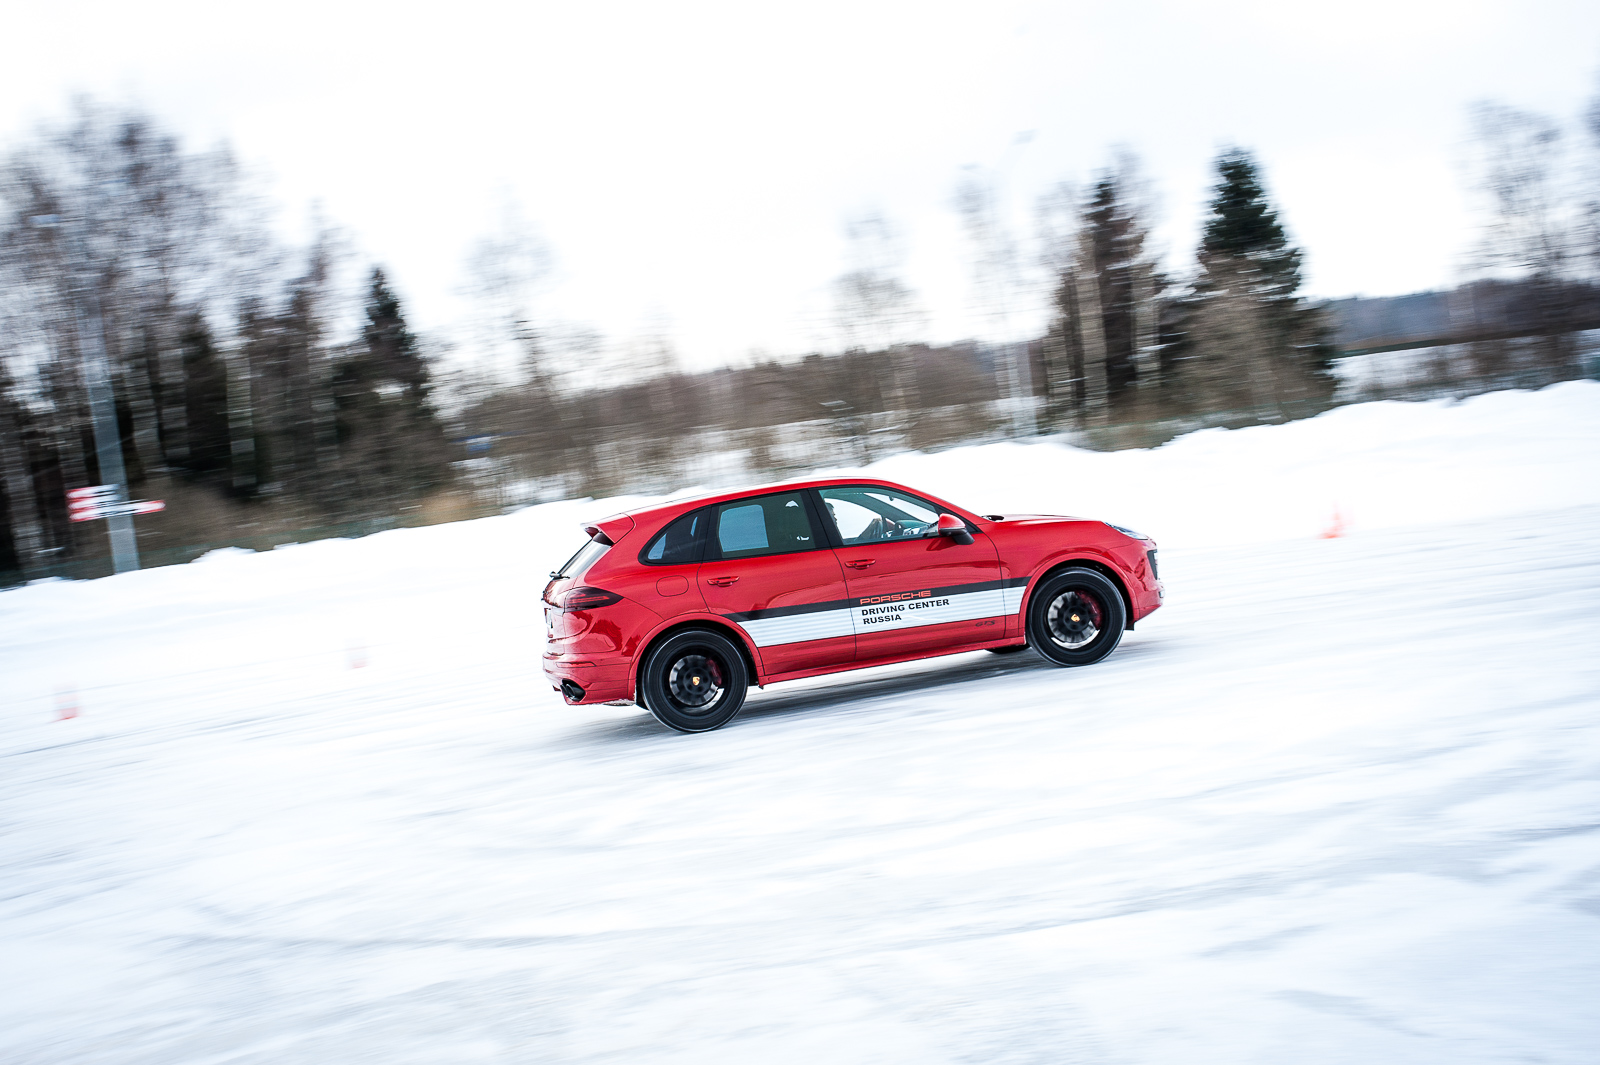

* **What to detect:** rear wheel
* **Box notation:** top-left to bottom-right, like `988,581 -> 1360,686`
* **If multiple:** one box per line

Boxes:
639,629 -> 749,733
1025,568 -> 1126,667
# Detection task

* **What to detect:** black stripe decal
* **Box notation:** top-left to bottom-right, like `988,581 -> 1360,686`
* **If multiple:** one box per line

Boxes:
722,597 -> 853,623
721,575 -> 1031,623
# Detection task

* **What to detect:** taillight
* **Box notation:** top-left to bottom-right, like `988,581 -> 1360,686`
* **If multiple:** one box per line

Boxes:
563,586 -> 622,612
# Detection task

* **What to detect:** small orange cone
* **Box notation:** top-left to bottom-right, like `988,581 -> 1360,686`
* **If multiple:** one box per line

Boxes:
54,687 -> 79,721
1321,505 -> 1348,539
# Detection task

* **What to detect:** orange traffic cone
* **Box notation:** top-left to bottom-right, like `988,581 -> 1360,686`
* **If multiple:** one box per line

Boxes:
1321,505 -> 1348,539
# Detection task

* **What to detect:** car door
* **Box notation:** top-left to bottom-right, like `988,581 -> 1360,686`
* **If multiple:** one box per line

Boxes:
814,485 -> 1004,661
697,489 -> 855,676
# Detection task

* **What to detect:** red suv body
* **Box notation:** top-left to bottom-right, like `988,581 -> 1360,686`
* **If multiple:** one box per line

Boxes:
542,477 -> 1162,731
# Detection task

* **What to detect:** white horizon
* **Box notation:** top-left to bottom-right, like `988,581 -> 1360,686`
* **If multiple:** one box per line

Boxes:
3,0 -> 1598,375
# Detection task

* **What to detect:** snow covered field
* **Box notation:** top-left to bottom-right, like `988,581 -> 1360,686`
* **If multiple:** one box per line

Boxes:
2,383 -> 1598,1063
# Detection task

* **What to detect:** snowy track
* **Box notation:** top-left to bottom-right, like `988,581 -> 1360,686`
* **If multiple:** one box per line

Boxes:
3,389 -> 1600,1062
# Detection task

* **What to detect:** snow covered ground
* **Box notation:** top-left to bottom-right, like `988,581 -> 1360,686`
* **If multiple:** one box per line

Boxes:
2,383 -> 1598,1063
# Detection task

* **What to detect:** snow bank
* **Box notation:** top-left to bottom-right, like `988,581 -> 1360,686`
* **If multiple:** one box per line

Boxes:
866,379 -> 1600,547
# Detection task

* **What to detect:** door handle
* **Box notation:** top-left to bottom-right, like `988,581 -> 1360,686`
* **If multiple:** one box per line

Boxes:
844,559 -> 876,570
705,575 -> 740,586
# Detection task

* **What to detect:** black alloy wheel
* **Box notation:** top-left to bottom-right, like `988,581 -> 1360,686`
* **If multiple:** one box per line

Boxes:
640,629 -> 749,732
1025,567 -> 1126,666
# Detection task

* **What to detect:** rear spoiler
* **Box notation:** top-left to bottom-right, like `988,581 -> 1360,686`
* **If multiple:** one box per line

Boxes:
582,513 -> 635,546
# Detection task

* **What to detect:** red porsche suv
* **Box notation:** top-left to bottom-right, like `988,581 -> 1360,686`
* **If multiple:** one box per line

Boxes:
542,477 -> 1162,732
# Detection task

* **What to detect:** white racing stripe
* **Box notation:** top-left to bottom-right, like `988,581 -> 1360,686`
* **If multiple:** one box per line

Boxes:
740,609 -> 854,648
737,586 -> 1018,649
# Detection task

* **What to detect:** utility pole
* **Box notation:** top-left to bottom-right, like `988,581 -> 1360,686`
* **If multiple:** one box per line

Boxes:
73,281 -> 140,573
36,187 -> 142,573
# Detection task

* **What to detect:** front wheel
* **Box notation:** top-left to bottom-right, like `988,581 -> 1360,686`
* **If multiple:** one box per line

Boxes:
1025,568 -> 1126,667
639,629 -> 749,733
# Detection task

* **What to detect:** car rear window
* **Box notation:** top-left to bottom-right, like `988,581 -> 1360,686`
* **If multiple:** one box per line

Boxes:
554,538 -> 609,578
641,509 -> 709,565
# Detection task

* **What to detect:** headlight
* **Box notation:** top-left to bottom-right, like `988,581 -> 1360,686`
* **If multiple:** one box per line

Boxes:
1105,522 -> 1149,541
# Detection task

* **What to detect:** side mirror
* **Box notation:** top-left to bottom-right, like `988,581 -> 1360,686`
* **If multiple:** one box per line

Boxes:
936,513 -> 974,546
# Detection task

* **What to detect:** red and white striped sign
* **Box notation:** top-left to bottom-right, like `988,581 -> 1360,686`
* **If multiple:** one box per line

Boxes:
67,485 -> 165,522
67,485 -> 117,522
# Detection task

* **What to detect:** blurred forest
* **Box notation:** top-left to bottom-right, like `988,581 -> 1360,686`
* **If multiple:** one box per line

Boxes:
3,91 -> 1600,584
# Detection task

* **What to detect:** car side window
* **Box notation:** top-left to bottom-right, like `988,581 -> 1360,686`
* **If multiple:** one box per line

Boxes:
711,492 -> 819,560
640,508 -> 709,566
817,486 -> 943,545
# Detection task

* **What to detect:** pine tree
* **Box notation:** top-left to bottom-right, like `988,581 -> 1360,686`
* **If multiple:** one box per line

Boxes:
362,268 -> 432,399
1201,152 -> 1300,276
0,364 -> 47,580
176,311 -> 232,485
331,268 -> 450,514
1041,160 -> 1164,427
1176,149 -> 1334,416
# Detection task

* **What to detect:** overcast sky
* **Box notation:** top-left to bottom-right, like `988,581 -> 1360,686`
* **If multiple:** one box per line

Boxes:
4,0 -> 1599,371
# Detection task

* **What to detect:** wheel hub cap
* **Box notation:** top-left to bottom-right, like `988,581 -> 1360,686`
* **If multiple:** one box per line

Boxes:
1047,590 -> 1104,650
668,654 -> 725,711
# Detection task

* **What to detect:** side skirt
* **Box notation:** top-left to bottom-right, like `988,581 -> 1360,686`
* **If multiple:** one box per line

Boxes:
762,637 -> 1029,686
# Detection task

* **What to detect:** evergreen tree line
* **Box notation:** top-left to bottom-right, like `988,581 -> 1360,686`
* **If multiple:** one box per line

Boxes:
0,105 -> 452,581
1037,149 -> 1338,429
3,93 -> 1598,582
1037,120 -> 1600,430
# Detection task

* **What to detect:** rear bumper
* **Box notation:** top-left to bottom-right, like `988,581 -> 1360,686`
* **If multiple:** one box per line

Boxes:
542,650 -> 633,705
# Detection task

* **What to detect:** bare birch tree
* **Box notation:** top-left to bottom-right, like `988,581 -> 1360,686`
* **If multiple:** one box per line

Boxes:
956,170 -> 1034,433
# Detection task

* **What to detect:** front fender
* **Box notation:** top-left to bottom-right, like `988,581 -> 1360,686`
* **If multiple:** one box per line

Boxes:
1014,546 -> 1135,626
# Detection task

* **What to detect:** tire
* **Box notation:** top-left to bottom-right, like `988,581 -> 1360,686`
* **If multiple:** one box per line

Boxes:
639,628 -> 750,733
1025,567 -> 1126,667
986,643 -> 1030,655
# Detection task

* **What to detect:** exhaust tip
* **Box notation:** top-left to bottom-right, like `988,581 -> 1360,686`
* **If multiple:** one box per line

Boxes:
560,679 -> 586,704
